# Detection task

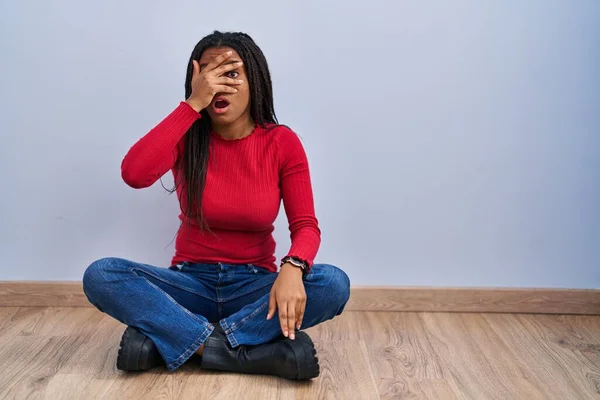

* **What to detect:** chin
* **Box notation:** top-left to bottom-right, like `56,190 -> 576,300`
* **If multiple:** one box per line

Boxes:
209,114 -> 236,126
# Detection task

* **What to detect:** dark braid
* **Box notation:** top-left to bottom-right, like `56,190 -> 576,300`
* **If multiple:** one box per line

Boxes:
168,31 -> 277,231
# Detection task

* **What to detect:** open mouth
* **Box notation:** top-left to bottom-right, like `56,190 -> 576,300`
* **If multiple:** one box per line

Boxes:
212,97 -> 230,114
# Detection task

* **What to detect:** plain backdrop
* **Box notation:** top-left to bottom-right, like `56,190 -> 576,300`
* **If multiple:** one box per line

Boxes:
1,0 -> 599,287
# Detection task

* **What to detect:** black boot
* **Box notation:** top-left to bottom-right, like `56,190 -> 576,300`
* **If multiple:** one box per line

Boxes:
200,326 -> 320,380
116,326 -> 164,371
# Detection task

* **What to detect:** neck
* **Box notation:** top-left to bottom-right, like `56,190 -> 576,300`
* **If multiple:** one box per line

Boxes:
212,115 -> 255,140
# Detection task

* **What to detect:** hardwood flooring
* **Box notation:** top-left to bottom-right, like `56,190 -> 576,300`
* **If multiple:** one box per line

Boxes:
0,308 -> 598,399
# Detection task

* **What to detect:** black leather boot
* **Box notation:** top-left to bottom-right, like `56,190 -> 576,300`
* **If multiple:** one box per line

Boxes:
116,326 -> 164,371
200,326 -> 320,380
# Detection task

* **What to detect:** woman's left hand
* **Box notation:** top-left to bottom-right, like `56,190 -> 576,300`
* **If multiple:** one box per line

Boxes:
267,263 -> 306,340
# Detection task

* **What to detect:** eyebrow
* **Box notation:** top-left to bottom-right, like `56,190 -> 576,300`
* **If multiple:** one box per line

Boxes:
199,60 -> 241,70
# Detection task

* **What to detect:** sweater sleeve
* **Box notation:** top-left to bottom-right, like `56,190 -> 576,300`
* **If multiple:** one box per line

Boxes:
121,102 -> 201,189
278,127 -> 321,269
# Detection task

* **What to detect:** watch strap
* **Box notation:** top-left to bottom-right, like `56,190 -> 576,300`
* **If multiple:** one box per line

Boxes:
281,256 -> 308,272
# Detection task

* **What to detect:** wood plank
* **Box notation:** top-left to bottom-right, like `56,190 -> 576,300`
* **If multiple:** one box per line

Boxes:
0,308 -> 114,399
304,310 -> 363,341
0,307 -> 19,333
457,313 -> 547,399
516,314 -> 600,398
44,373 -> 118,400
0,335 -> 87,399
0,307 -> 52,338
54,314 -> 125,376
483,313 -> 599,399
419,312 -> 547,399
296,339 -> 379,400
530,314 -> 600,360
3,282 -> 599,314
44,314 -> 137,399
177,369 -> 295,400
358,311 -> 465,399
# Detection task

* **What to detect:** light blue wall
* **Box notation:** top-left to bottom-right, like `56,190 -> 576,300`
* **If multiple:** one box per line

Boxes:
1,0 -> 598,287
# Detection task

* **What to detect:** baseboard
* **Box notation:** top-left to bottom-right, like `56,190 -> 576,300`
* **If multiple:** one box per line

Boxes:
0,282 -> 598,314
347,286 -> 600,314
0,282 -> 87,308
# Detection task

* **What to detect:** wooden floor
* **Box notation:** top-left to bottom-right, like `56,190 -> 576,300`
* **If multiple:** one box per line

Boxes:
0,308 -> 598,399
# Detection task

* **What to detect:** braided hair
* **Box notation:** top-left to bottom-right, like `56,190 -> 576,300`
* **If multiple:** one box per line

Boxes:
172,31 -> 278,231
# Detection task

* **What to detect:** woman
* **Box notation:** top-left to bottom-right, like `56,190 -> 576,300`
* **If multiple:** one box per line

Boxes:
82,31 -> 350,381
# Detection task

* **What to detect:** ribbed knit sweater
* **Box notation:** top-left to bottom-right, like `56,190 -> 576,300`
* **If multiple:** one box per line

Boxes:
121,101 -> 320,272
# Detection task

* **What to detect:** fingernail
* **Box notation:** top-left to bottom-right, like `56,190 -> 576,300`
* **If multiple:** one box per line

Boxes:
227,51 -> 233,55
284,331 -> 288,337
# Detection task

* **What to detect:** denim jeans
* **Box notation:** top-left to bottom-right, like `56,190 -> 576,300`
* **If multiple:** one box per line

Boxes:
82,258 -> 351,371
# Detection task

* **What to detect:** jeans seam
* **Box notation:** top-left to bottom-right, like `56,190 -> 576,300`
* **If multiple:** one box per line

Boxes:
166,324 -> 214,371
223,300 -> 269,336
219,319 -> 239,347
216,268 -> 223,319
138,275 -> 207,325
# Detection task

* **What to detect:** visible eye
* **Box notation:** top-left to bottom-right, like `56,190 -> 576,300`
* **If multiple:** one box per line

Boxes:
225,71 -> 239,79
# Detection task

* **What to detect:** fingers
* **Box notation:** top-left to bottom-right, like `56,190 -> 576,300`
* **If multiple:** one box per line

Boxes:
204,50 -> 234,72
215,76 -> 243,86
295,299 -> 306,331
215,85 -> 238,94
287,302 -> 296,340
212,61 -> 243,77
192,60 -> 200,78
279,302 -> 290,337
267,289 -> 277,320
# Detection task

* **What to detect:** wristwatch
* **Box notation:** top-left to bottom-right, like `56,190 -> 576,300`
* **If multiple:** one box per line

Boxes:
280,256 -> 308,272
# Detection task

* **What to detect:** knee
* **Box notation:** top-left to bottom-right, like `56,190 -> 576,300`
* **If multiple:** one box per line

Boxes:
82,257 -> 121,299
317,264 -> 351,311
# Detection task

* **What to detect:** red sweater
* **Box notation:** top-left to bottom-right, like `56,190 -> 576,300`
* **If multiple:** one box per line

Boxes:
121,102 -> 321,272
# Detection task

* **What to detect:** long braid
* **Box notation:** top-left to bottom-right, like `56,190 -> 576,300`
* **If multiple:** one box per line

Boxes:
167,31 -> 277,231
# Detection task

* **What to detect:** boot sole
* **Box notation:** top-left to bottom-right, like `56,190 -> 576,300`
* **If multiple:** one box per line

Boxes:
288,331 -> 320,380
116,326 -> 162,372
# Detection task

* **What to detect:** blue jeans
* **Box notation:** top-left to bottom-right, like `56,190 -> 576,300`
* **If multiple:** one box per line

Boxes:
82,258 -> 350,371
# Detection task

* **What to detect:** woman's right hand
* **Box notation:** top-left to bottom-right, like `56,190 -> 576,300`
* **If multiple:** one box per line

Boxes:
185,51 -> 244,112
